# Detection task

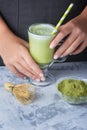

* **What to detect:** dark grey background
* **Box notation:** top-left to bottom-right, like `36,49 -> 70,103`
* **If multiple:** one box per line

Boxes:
0,0 -> 87,65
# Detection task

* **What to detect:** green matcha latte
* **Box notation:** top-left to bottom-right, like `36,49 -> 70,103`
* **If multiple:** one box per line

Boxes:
28,24 -> 55,66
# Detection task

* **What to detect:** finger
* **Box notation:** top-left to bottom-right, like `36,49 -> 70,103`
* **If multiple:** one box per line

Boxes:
72,41 -> 87,55
7,64 -> 26,78
23,41 -> 29,48
18,57 -> 41,79
14,62 -> 40,81
21,39 -> 29,49
22,49 -> 44,78
61,35 -> 84,57
54,32 -> 78,59
24,43 -> 29,49
50,25 -> 71,49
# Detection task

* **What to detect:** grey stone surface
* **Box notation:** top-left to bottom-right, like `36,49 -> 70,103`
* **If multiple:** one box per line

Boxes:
0,62 -> 87,130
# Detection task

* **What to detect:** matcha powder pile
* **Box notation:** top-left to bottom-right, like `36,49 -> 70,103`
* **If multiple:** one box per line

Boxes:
58,79 -> 87,98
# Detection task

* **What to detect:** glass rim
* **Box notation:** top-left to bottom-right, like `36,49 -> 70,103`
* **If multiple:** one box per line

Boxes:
28,23 -> 55,37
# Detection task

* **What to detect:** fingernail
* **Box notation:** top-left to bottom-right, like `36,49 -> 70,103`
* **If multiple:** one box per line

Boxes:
39,73 -> 44,77
50,44 -> 54,49
39,73 -> 45,81
41,77 -> 45,81
54,55 -> 58,59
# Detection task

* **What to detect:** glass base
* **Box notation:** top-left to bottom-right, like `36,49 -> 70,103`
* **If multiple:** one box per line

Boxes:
30,72 -> 55,87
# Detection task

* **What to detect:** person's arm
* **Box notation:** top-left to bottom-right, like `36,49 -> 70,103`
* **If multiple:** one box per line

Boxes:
50,6 -> 87,59
0,16 -> 44,81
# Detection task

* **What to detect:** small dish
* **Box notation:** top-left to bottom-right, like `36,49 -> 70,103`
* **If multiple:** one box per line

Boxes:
56,76 -> 87,104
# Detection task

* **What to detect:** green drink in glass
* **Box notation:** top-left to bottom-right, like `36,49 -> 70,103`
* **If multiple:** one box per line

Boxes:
28,23 -> 55,86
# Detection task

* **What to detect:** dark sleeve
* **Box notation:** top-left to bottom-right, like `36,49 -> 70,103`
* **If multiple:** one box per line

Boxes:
0,12 -> 1,16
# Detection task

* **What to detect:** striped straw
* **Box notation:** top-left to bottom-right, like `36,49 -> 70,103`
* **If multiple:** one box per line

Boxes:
51,3 -> 74,35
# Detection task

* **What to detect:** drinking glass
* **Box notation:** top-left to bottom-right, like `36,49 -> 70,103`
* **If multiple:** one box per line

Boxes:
28,23 -> 67,86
